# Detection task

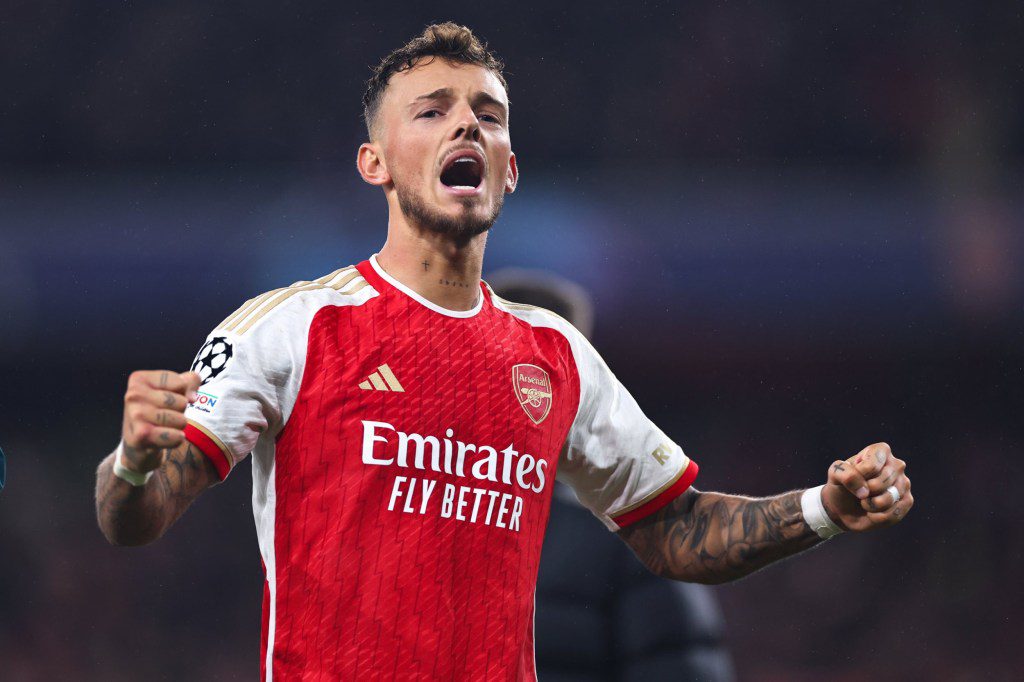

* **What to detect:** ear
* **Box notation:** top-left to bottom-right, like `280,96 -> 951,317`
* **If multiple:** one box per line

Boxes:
504,152 -> 518,194
357,142 -> 391,186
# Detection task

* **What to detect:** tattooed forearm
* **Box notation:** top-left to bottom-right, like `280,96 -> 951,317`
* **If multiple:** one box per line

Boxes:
618,488 -> 823,584
95,442 -> 218,546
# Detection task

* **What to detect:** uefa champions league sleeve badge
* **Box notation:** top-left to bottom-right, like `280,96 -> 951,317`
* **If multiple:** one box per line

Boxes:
191,336 -> 234,385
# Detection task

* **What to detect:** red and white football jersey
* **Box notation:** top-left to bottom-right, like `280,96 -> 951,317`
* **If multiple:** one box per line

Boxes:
183,256 -> 698,681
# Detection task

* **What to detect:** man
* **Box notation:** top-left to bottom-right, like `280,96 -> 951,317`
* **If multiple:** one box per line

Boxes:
94,23 -> 913,681
489,269 -> 735,681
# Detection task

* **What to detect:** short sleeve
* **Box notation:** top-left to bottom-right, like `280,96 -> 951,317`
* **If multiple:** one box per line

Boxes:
183,293 -> 310,480
558,334 -> 699,531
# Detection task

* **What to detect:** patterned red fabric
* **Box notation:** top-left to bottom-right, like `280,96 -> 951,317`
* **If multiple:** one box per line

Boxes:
267,261 -> 581,680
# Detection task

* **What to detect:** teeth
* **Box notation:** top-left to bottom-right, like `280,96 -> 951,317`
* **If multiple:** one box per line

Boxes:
441,154 -> 482,190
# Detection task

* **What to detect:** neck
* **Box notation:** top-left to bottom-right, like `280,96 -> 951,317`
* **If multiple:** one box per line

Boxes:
376,215 -> 488,313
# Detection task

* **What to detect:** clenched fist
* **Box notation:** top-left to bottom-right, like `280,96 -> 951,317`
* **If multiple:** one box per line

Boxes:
822,442 -> 913,532
120,370 -> 202,474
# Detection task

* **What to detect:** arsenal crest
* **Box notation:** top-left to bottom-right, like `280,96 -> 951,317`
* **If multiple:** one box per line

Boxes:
512,364 -> 552,425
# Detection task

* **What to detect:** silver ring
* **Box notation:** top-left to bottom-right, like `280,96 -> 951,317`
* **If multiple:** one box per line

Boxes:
886,485 -> 901,505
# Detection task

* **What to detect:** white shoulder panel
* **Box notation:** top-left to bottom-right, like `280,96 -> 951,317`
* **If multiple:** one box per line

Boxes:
184,266 -> 378,474
489,288 -> 692,531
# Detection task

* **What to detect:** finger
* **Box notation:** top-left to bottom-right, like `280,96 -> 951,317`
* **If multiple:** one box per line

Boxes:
123,404 -> 188,443
125,387 -> 190,412
138,425 -> 186,450
143,405 -> 188,431
850,442 -> 891,480
866,458 -> 906,495
180,371 -> 202,402
866,489 -> 914,526
124,422 -> 185,451
864,465 -> 896,494
861,475 -> 911,512
130,370 -> 194,395
828,459 -> 870,499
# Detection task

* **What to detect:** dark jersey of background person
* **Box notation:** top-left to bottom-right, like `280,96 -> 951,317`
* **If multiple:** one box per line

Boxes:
489,271 -> 735,682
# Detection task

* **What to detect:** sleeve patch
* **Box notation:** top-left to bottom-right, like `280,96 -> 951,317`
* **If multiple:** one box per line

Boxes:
191,336 -> 234,385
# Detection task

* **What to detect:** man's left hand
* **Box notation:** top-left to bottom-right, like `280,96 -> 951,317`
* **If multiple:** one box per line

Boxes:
821,442 -> 913,532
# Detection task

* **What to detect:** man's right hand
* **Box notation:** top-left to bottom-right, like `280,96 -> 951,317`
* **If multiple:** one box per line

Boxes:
98,369 -> 217,546
121,370 -> 202,474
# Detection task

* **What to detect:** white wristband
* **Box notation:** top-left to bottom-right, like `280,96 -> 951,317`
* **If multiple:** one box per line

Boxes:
113,442 -> 154,487
801,484 -> 844,539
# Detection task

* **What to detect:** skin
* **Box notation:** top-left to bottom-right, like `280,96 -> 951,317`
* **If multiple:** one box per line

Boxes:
619,442 -> 913,584
95,371 -> 220,546
96,57 -> 913,582
356,57 -> 517,312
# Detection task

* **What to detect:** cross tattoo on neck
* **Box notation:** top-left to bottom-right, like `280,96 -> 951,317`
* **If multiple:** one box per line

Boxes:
422,260 -> 429,271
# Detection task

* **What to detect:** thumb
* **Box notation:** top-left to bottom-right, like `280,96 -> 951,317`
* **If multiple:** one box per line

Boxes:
180,371 -> 202,400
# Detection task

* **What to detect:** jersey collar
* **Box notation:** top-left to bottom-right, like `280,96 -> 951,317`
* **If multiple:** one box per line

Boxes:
366,254 -> 485,319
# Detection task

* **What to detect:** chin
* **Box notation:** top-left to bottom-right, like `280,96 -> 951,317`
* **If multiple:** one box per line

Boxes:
397,186 -> 502,239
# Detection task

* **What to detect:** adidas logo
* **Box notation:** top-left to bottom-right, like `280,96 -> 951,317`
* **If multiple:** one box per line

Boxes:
359,364 -> 405,392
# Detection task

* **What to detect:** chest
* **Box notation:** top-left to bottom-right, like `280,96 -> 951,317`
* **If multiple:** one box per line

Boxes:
294,301 -> 580,464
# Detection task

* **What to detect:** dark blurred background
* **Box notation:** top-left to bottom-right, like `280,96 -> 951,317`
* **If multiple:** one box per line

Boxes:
1,1 -> 1022,680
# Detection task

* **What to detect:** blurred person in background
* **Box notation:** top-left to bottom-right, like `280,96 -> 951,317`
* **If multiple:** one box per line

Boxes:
490,268 -> 735,681
92,22 -> 914,680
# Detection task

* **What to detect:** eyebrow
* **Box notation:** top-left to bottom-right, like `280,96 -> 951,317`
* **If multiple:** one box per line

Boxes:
410,87 -> 509,117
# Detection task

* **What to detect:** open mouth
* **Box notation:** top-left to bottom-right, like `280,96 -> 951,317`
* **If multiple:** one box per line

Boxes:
440,151 -> 484,192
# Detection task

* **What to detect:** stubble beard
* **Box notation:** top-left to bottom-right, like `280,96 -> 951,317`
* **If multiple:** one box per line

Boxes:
395,181 -> 504,239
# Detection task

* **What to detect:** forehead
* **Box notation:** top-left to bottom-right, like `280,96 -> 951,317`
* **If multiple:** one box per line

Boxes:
382,58 -> 508,112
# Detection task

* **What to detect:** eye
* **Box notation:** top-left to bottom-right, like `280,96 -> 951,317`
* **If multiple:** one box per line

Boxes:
479,113 -> 502,124
418,109 -> 442,119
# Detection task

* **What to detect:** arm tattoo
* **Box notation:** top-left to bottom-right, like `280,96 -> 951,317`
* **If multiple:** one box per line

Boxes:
618,489 -> 823,584
95,442 -> 218,546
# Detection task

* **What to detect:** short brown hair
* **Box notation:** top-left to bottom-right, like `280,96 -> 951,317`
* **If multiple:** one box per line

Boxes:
362,22 -> 508,138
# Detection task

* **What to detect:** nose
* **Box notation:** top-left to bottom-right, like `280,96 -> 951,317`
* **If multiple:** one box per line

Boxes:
450,104 -> 482,143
